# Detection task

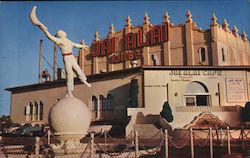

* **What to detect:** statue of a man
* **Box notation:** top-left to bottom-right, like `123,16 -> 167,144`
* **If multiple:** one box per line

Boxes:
30,7 -> 91,96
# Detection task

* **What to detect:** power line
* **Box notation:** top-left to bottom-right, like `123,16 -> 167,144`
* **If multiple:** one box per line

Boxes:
41,55 -> 66,76
42,55 -> 54,71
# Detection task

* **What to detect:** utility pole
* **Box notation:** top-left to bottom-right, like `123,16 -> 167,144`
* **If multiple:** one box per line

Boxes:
38,39 -> 43,83
53,39 -> 57,81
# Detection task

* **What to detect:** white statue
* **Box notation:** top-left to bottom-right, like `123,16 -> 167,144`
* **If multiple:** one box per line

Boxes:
30,6 -> 91,96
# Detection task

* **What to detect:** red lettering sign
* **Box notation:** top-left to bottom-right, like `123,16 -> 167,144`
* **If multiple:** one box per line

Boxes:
91,23 -> 168,63
137,27 -> 148,47
110,50 -> 142,64
151,25 -> 163,44
126,33 -> 136,50
101,39 -> 109,56
92,37 -> 116,57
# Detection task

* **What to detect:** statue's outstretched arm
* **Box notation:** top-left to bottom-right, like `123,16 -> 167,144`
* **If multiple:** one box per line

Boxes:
73,43 -> 88,49
30,6 -> 60,45
40,26 -> 60,44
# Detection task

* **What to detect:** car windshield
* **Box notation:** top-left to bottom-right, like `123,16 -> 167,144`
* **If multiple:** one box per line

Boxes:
10,123 -> 20,127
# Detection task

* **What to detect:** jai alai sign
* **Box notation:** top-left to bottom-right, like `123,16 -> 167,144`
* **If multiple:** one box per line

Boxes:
90,24 -> 169,64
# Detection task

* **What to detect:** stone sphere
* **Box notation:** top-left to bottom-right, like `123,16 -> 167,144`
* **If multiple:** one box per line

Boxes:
49,95 -> 91,136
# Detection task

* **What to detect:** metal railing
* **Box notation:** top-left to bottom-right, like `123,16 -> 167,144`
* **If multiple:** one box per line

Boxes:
1,126 -> 250,158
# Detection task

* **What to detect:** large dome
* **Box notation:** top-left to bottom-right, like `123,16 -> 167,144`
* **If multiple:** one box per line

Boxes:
49,95 -> 91,136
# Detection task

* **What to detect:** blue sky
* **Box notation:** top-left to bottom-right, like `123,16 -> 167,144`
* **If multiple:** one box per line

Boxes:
0,1 -> 249,116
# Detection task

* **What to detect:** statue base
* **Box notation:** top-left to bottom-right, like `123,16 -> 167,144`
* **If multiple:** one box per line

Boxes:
49,94 -> 91,154
50,135 -> 88,154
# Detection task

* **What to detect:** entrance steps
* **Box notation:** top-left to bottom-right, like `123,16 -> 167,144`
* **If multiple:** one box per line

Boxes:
133,124 -> 162,139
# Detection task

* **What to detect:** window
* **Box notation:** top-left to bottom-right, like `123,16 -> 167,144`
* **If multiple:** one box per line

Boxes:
99,95 -> 106,111
199,47 -> 206,62
34,102 -> 39,120
151,54 -> 159,66
25,101 -> 44,121
30,102 -> 34,121
186,97 -> 195,106
25,104 -> 31,115
107,94 -> 114,110
25,103 -> 31,121
130,79 -> 138,107
92,96 -> 98,111
222,48 -> 226,62
30,102 -> 33,115
184,81 -> 210,106
39,101 -> 43,120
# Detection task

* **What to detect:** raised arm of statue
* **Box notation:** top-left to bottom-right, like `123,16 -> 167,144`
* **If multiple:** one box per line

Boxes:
39,26 -> 60,45
73,43 -> 84,49
30,6 -> 60,45
73,42 -> 88,49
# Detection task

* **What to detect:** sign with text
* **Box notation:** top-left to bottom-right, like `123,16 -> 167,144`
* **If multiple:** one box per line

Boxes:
226,78 -> 245,102
169,70 -> 222,81
90,23 -> 169,64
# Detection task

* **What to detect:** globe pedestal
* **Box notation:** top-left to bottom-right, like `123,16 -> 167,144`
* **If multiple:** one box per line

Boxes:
49,94 -> 91,153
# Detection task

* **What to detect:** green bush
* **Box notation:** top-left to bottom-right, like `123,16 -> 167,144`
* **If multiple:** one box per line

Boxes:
242,102 -> 250,122
160,102 -> 173,122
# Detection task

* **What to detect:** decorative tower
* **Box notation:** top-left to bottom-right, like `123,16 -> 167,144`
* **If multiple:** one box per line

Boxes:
125,16 -> 132,33
93,32 -> 100,74
232,25 -> 239,37
241,31 -> 247,41
142,13 -> 151,65
210,13 -> 219,66
78,39 -> 86,71
222,19 -> 229,32
108,23 -> 115,72
94,31 -> 100,42
185,10 -> 194,65
211,13 -> 218,26
144,13 -> 150,26
109,23 -> 115,35
186,10 -> 193,23
163,11 -> 170,23
163,11 -> 171,65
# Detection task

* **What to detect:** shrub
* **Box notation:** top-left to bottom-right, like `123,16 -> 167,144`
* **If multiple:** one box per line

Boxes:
242,102 -> 250,122
160,102 -> 173,122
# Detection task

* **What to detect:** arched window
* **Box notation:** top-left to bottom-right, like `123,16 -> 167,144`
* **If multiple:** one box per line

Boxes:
92,96 -> 98,111
30,102 -> 33,115
199,47 -> 206,62
184,81 -> 210,106
39,101 -> 43,120
99,95 -> 106,111
222,48 -> 226,62
25,103 -> 31,121
107,94 -> 114,110
25,104 -> 31,115
34,102 -> 39,120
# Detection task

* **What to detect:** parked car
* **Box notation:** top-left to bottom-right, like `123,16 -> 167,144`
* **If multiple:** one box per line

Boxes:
2,123 -> 21,135
14,123 -> 43,136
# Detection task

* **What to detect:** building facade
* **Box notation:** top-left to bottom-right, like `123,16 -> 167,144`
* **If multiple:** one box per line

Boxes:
7,11 -> 250,136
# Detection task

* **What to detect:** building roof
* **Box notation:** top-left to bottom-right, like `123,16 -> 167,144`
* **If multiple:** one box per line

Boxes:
5,66 -> 250,93
5,66 -> 141,93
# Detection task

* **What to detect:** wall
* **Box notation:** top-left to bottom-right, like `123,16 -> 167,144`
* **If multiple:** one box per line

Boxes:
10,71 -> 142,125
79,15 -> 250,75
143,69 -> 249,128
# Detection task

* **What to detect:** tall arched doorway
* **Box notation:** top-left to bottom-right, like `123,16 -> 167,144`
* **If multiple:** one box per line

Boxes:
184,81 -> 210,106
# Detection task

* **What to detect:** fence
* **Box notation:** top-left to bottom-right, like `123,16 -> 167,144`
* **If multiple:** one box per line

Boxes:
1,126 -> 250,158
